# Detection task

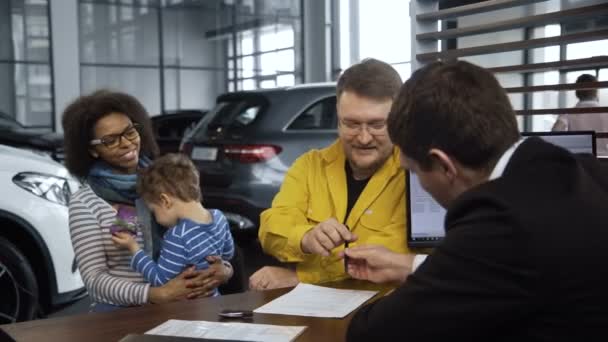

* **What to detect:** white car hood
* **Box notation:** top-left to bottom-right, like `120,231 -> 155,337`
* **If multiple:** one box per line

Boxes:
0,144 -> 72,178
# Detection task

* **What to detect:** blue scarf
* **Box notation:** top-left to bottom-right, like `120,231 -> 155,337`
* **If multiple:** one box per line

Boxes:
87,156 -> 161,259
87,157 -> 151,204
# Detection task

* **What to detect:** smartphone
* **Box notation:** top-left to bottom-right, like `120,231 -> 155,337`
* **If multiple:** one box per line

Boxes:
218,309 -> 253,318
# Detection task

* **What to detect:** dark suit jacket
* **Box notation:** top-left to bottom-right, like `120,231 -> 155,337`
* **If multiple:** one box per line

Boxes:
347,138 -> 608,341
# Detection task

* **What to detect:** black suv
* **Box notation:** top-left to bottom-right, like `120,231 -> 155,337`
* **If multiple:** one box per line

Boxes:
151,110 -> 208,155
181,83 -> 338,243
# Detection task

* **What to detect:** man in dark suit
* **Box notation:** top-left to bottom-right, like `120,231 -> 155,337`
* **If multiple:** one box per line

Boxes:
343,60 -> 608,341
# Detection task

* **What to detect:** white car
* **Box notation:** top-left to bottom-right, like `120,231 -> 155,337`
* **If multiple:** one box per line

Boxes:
0,144 -> 84,323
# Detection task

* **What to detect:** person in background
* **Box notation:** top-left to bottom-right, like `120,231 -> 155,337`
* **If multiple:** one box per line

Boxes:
63,90 -> 233,312
112,153 -> 235,297
552,73 -> 608,155
249,58 -> 410,290
344,61 -> 608,341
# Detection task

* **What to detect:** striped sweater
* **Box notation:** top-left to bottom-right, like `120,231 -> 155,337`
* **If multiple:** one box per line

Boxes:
68,185 -> 149,306
131,210 -> 234,296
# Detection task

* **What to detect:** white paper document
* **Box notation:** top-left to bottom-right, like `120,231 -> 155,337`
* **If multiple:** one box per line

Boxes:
253,283 -> 378,318
146,319 -> 306,342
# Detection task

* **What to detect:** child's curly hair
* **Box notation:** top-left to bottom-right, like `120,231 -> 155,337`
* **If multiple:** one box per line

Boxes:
137,153 -> 201,204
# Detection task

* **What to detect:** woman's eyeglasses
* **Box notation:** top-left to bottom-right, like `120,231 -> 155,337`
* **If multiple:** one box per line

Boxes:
90,123 -> 141,149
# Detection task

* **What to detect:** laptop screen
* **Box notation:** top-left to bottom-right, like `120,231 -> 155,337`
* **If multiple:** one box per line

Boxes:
407,131 -> 596,248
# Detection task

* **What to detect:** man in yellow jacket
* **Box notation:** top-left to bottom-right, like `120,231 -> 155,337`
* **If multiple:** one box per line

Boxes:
249,58 -> 409,289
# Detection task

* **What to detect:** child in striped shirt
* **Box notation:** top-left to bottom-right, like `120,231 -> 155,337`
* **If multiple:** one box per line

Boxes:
112,153 -> 234,296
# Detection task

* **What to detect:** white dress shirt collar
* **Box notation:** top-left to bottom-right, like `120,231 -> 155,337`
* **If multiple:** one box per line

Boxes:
488,138 -> 525,181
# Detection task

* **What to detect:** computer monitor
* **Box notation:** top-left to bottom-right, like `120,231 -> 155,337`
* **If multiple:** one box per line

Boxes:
406,131 -> 597,248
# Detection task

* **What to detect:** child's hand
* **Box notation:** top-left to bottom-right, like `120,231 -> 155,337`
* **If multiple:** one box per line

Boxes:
111,232 -> 140,254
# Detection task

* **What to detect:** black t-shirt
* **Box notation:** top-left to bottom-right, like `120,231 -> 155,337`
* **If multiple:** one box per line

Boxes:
345,162 -> 371,222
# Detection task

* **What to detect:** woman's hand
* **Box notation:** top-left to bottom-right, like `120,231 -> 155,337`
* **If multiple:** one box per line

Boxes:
148,256 -> 233,303
205,255 -> 234,285
148,266 -> 201,304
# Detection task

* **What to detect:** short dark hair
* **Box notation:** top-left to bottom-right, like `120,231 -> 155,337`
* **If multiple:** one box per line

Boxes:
337,58 -> 402,100
575,73 -> 598,101
388,60 -> 520,171
62,90 -> 159,179
137,153 -> 201,204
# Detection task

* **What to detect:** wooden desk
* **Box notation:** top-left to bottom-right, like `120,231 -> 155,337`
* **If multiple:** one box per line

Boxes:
2,280 -> 391,342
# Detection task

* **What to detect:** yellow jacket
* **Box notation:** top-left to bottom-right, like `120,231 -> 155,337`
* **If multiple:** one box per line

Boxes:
259,140 -> 409,284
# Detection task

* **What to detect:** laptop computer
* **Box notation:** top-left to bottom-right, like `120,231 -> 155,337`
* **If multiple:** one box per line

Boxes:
406,131 -> 597,248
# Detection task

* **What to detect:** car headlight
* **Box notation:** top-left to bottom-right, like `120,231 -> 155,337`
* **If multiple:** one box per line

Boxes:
12,172 -> 73,206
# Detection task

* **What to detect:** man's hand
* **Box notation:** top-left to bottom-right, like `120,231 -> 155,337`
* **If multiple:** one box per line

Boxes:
301,218 -> 357,256
249,266 -> 299,290
111,232 -> 139,254
340,245 -> 414,284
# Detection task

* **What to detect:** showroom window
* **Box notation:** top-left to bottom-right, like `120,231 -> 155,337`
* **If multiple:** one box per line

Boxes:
226,0 -> 302,91
528,18 -> 608,131
339,0 -> 412,81
78,0 -> 301,115
79,0 -> 164,113
0,0 -> 53,129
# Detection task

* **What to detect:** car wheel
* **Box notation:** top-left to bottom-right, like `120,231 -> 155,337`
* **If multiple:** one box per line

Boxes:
0,237 -> 38,323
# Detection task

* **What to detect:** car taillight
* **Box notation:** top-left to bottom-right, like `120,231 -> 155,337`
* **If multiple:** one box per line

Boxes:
180,142 -> 193,156
224,144 -> 282,163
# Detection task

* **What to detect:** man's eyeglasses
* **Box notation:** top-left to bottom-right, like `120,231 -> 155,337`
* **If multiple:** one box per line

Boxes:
90,123 -> 141,149
339,119 -> 387,136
